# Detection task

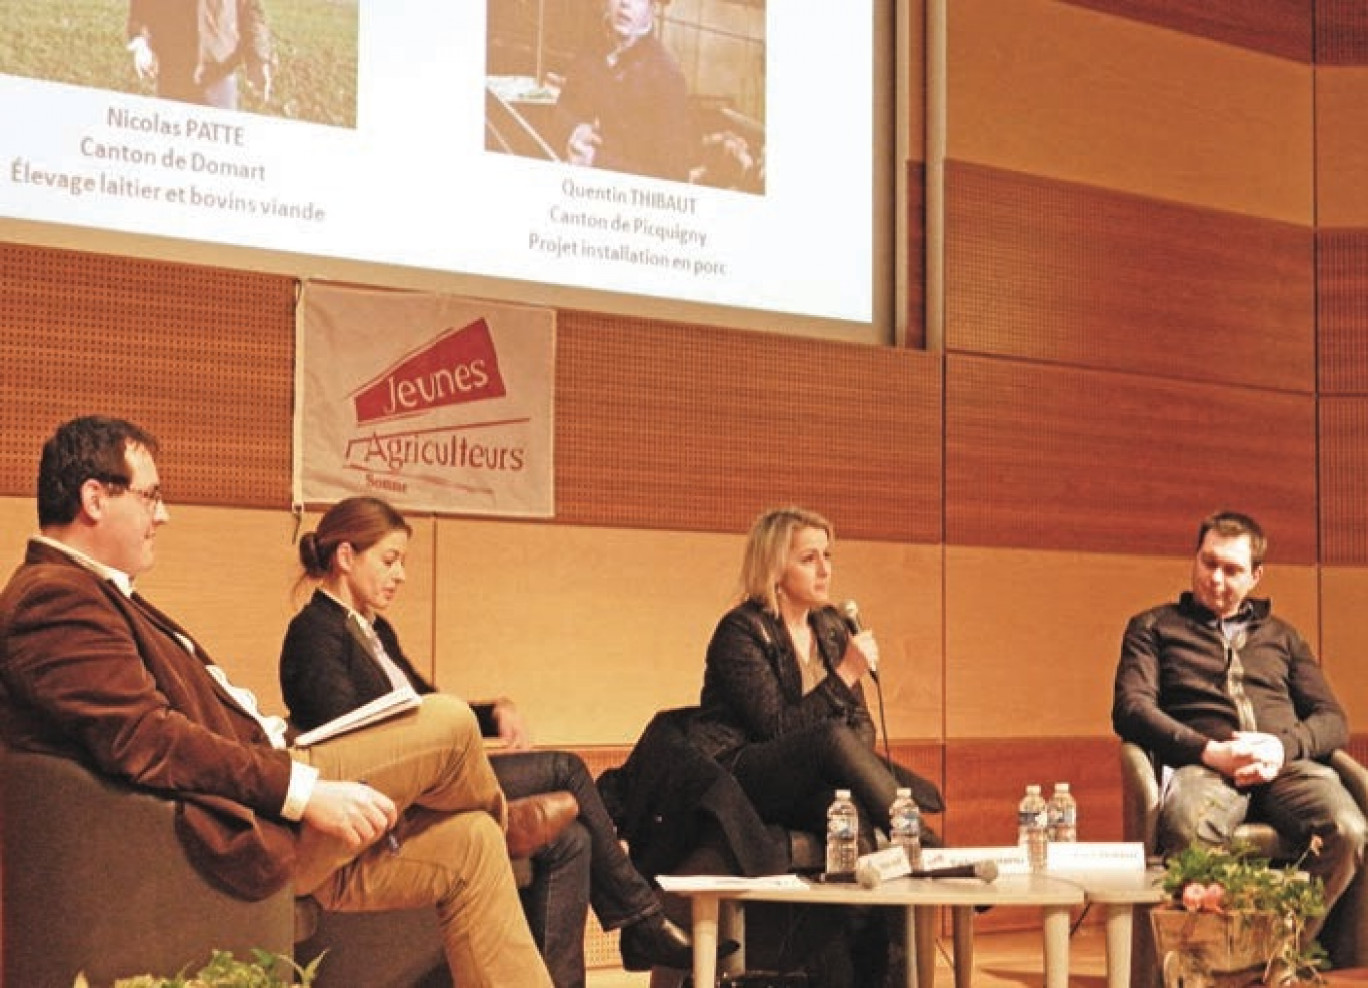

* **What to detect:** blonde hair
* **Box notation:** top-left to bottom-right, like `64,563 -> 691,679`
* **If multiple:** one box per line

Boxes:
738,506 -> 833,615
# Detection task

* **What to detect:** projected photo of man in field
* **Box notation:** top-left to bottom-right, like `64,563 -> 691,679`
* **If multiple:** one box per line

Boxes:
485,0 -> 766,193
0,0 -> 358,127
127,0 -> 272,110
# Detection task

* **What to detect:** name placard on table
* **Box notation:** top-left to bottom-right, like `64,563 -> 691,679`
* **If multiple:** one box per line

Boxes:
921,842 -> 1146,875
1047,841 -> 1146,872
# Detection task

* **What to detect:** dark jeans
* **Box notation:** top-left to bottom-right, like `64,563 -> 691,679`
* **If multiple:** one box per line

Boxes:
729,721 -> 939,846
492,749 -> 660,988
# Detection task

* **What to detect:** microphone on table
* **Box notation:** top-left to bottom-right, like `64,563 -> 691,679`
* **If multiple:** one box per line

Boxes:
840,599 -> 878,683
854,846 -> 999,889
911,861 -> 999,882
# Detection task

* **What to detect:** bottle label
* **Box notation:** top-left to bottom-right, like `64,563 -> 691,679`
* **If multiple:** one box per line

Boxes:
890,812 -> 920,834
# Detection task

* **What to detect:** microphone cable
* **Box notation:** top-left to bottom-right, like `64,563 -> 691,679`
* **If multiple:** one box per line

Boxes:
870,659 -> 894,774
840,600 -> 895,773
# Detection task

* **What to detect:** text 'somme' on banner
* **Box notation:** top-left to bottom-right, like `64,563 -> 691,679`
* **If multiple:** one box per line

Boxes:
295,282 -> 555,518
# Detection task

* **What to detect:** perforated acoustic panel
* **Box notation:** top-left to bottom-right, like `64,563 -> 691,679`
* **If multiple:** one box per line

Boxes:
0,242 -> 296,508
944,161 -> 1315,394
554,310 -> 943,544
945,354 -> 1319,562
1319,229 -> 1368,395
1059,0 -> 1313,62
1317,0 -> 1368,65
1320,397 -> 1368,565
905,160 -> 926,349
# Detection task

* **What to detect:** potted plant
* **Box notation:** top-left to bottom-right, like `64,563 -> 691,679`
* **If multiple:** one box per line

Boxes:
73,949 -> 323,988
1152,838 -> 1327,986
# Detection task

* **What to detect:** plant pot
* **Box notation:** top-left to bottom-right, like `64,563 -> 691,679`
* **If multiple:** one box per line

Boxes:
1151,908 -> 1281,987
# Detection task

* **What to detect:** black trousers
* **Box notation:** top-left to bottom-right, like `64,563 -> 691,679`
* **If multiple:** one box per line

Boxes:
728,720 -> 941,845
493,749 -> 660,988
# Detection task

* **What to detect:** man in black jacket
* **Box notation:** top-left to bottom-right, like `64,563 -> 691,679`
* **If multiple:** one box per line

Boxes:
553,0 -> 691,181
1112,510 -> 1366,926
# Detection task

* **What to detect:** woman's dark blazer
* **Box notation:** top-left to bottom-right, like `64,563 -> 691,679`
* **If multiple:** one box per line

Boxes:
690,598 -> 943,814
690,600 -> 875,762
281,590 -> 515,735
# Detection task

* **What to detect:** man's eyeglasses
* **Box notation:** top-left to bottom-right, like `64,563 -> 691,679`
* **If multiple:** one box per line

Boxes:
98,477 -> 164,510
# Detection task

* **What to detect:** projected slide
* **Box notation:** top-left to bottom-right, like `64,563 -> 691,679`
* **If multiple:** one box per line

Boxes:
0,1 -> 875,325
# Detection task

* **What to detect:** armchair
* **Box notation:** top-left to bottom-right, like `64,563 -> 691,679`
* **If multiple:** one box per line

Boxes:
0,745 -> 294,988
1,744 -> 537,988
1119,741 -> 1368,986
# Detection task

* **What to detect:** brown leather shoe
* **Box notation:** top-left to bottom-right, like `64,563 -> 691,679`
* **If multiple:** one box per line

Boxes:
505,790 -> 579,859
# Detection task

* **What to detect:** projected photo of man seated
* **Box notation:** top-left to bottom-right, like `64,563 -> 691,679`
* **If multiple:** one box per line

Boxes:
127,0 -> 273,109
552,0 -> 693,182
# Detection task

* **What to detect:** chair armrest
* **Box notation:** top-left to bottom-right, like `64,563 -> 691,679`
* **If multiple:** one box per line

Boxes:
1330,749 -> 1368,814
1119,741 -> 1161,852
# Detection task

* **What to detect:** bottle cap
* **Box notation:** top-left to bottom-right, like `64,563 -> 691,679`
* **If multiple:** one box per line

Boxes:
896,787 -> 911,797
1026,784 -> 1041,795
1055,782 -> 1070,792
835,788 -> 852,799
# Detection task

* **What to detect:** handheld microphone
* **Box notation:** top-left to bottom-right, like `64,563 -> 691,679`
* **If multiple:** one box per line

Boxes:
910,860 -> 999,882
840,599 -> 878,682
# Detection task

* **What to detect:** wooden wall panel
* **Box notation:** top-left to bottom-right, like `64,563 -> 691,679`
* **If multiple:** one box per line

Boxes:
945,545 -> 1322,739
946,0 -> 1313,223
944,354 -> 1319,561
555,312 -> 943,543
1059,0 -> 1313,62
431,520 -> 945,746
945,547 -> 1174,740
1318,568 -> 1368,727
945,162 -> 1315,390
1314,70 -> 1368,226
0,243 -> 296,507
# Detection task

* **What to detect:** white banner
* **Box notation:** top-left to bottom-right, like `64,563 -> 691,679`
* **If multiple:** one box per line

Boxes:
295,283 -> 555,518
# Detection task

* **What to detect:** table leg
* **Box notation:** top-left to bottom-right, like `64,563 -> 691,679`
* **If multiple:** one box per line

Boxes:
691,894 -> 720,988
1103,903 -> 1132,988
904,905 -> 919,988
1041,905 -> 1071,988
951,906 -> 974,988
913,904 -> 935,988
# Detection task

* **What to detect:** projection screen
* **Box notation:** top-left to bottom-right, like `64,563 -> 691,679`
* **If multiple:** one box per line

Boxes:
0,2 -> 895,343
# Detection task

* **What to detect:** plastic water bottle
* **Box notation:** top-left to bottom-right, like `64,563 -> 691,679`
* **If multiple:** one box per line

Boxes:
1017,784 -> 1049,872
888,787 -> 922,871
1047,782 -> 1078,843
825,788 -> 859,877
